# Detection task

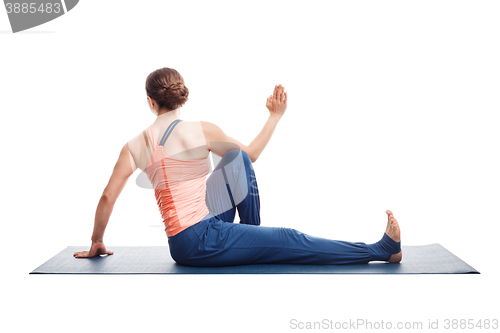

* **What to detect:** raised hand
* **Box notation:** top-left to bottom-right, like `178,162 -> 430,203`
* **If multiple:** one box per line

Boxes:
266,84 -> 288,119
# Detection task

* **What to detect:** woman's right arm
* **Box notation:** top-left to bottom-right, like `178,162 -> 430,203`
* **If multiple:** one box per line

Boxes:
201,84 -> 288,162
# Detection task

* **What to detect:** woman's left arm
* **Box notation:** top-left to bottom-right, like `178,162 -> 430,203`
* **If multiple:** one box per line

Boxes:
73,143 -> 137,258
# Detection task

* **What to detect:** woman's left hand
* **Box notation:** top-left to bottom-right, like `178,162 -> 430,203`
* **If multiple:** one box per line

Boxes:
73,241 -> 114,258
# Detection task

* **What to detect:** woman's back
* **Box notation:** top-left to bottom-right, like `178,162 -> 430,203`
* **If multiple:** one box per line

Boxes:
128,118 -> 212,237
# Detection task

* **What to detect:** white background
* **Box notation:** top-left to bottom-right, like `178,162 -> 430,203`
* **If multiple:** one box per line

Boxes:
1,1 -> 499,332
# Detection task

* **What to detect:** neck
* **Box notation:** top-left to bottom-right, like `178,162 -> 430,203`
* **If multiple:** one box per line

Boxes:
156,108 -> 181,122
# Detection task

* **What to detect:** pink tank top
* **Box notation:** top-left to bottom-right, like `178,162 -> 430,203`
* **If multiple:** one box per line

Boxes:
144,122 -> 211,237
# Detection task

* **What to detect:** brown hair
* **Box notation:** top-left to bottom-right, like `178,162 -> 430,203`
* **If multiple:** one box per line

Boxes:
145,67 -> 189,111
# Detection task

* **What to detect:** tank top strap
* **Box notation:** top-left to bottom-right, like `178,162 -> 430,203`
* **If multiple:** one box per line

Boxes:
159,119 -> 183,146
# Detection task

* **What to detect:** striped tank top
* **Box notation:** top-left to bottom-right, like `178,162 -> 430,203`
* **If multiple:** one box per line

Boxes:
145,119 -> 211,237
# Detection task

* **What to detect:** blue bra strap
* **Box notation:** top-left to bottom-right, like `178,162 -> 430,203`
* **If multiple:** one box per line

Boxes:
159,119 -> 183,146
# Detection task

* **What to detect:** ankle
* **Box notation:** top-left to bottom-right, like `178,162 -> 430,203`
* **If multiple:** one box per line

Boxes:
367,234 -> 401,262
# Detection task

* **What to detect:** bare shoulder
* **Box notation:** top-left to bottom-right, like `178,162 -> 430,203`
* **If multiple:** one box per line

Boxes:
199,120 -> 219,131
127,129 -> 148,151
127,129 -> 144,143
126,128 -> 152,171
199,120 -> 225,139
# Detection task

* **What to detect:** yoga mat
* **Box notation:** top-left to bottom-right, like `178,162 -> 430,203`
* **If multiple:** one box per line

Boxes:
30,244 -> 479,274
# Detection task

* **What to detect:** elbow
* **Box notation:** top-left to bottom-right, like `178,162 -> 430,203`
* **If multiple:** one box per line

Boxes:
100,190 -> 115,204
100,193 -> 112,203
245,150 -> 257,163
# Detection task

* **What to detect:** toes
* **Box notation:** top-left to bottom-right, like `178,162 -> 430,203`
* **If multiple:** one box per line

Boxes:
387,211 -> 394,224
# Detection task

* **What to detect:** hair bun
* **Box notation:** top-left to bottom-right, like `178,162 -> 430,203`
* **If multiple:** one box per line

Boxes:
164,81 -> 184,92
163,81 -> 188,98
145,68 -> 189,111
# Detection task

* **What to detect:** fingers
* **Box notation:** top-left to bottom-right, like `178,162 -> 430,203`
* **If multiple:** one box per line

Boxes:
72,249 -> 114,258
73,251 -> 89,258
272,85 -> 286,103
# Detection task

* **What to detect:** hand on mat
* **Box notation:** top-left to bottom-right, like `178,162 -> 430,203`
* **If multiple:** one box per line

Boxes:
73,241 -> 114,258
266,84 -> 287,119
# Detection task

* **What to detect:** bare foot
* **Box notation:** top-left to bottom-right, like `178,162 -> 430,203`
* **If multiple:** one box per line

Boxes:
385,210 -> 402,263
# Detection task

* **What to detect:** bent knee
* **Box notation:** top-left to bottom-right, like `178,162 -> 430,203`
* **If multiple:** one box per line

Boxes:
221,149 -> 252,167
239,150 -> 253,165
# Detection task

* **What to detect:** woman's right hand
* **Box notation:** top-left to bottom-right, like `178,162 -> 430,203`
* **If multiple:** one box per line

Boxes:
266,84 -> 287,119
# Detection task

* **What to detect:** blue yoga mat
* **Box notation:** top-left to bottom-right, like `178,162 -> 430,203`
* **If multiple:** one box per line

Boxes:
29,243 -> 479,274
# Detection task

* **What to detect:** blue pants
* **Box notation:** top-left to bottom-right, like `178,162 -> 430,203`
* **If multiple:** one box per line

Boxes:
168,149 -> 400,267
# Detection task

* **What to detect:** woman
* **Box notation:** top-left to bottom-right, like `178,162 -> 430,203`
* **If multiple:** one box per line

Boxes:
73,67 -> 402,266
